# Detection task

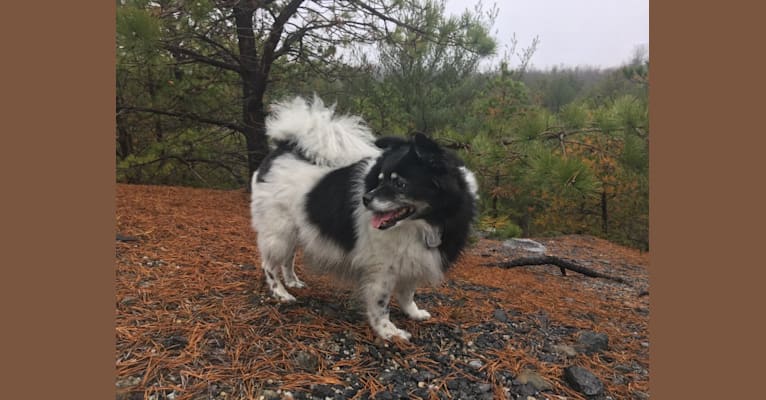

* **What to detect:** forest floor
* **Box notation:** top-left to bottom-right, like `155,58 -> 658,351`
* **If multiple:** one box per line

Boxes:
116,184 -> 649,400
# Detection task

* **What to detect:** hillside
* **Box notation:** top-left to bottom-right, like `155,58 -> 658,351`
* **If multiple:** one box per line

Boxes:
116,184 -> 649,400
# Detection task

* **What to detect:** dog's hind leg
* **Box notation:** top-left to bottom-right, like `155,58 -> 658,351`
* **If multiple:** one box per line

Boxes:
258,231 -> 297,302
395,282 -> 431,321
280,250 -> 306,289
262,260 -> 296,302
363,275 -> 412,340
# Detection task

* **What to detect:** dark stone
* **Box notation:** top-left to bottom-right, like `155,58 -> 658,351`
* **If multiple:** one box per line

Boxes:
476,383 -> 492,393
378,371 -> 399,384
514,383 -> 537,397
475,332 -> 505,349
633,390 -> 650,399
259,390 -> 280,400
161,335 -> 188,351
293,351 -> 319,373
375,391 -> 393,400
577,331 -> 609,354
311,384 -> 335,398
116,233 -> 139,242
119,296 -> 138,306
412,388 -> 429,399
418,371 -> 436,381
562,365 -> 604,396
493,309 -> 509,322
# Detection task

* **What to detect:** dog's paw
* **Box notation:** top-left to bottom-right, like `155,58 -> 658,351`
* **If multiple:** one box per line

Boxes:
390,328 -> 412,341
271,287 -> 296,302
374,320 -> 412,341
380,327 -> 412,341
284,279 -> 306,289
408,308 -> 431,321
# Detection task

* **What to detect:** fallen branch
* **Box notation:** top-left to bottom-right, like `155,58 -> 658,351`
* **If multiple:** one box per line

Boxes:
482,256 -> 630,285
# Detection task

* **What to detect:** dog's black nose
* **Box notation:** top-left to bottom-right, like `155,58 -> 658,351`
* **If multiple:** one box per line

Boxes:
362,192 -> 372,207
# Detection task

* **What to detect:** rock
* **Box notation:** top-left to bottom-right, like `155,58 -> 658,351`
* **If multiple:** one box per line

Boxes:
562,365 -> 604,396
476,383 -> 492,393
468,360 -> 484,370
552,344 -> 577,358
115,376 -> 141,388
259,390 -> 280,400
502,238 -> 547,253
515,369 -> 553,391
577,331 -> 609,354
376,391 -> 393,400
493,309 -> 509,322
293,351 -> 318,373
418,371 -> 436,381
119,296 -> 138,306
162,335 -> 188,351
311,385 -> 335,398
514,383 -> 537,397
632,390 -> 650,399
116,233 -> 139,242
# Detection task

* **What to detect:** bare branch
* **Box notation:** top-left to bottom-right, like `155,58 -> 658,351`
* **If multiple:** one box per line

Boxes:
261,0 -> 305,66
164,44 -> 241,73
483,256 -> 630,285
118,155 -> 246,185
118,106 -> 246,134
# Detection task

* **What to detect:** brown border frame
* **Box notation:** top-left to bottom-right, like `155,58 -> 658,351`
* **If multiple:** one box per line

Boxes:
4,0 -> 765,398
2,2 -> 116,399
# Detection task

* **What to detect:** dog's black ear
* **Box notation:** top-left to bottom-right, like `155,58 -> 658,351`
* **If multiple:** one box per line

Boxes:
375,136 -> 409,150
412,132 -> 446,170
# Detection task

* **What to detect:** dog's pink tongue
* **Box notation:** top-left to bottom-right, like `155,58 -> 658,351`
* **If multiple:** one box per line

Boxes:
371,211 -> 396,229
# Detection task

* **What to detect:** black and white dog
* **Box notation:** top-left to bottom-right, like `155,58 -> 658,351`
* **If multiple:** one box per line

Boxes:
250,96 -> 478,340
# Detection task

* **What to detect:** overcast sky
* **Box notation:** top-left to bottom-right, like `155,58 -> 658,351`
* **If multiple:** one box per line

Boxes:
444,0 -> 649,70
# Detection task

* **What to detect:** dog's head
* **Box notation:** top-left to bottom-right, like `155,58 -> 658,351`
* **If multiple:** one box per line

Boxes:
363,133 -> 468,230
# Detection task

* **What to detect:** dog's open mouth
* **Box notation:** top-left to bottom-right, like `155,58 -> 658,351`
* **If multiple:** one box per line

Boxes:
371,206 -> 416,230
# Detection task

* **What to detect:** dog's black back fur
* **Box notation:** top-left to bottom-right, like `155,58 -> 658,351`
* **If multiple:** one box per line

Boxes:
305,163 -> 361,252
256,140 -> 309,183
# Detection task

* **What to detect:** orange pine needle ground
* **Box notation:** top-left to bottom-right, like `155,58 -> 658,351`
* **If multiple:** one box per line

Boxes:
116,184 -> 649,400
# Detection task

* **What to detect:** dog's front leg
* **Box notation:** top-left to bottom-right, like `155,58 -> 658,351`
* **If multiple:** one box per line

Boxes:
395,283 -> 431,321
364,276 -> 411,341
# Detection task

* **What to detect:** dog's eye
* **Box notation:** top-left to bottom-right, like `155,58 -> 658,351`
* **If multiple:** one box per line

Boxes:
393,178 -> 407,190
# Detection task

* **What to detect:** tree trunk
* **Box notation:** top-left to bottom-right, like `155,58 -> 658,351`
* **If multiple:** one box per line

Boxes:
116,119 -> 132,160
234,5 -> 270,185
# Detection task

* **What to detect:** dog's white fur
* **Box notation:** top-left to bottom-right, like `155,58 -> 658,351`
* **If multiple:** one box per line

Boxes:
266,96 -> 380,167
251,97 -> 466,340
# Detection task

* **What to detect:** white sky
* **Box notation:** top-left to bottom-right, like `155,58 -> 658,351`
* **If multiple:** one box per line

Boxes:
444,0 -> 649,69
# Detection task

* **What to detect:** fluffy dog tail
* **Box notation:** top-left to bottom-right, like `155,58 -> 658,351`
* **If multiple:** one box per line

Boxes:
265,95 -> 380,167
